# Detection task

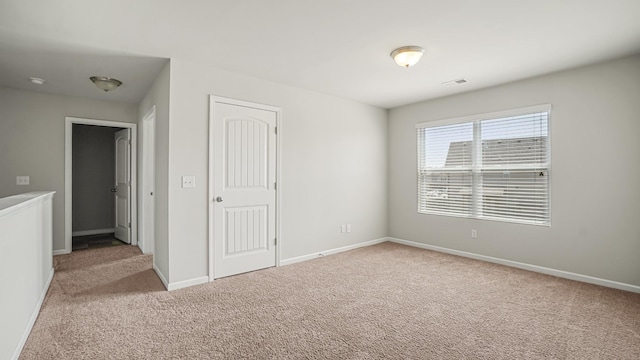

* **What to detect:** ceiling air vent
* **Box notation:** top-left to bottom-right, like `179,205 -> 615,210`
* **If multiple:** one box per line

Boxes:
442,78 -> 469,87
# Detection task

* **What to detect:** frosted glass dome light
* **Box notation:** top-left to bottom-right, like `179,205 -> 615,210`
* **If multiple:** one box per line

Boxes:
90,76 -> 123,92
390,46 -> 425,68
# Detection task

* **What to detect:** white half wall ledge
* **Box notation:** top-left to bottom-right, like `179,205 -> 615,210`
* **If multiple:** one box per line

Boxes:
388,237 -> 640,294
280,237 -> 388,266
0,191 -> 55,217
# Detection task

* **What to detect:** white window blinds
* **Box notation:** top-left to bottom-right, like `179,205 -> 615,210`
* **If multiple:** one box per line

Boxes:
417,122 -> 473,216
417,105 -> 550,226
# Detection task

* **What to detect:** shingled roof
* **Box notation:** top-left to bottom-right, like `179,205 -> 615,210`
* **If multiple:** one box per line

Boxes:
444,136 -> 548,167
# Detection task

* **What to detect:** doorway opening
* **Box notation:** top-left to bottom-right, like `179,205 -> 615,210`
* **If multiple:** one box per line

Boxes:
64,117 -> 138,254
71,124 -> 127,250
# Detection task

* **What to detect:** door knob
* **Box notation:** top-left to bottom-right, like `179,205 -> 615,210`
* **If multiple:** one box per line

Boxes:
216,196 -> 223,202
111,188 -> 117,193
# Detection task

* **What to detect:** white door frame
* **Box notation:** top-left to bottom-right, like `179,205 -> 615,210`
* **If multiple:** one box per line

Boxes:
140,106 -> 156,254
208,95 -> 282,281
64,117 -> 138,254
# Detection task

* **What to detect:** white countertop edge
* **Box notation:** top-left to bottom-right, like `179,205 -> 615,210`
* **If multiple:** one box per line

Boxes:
0,191 -> 56,218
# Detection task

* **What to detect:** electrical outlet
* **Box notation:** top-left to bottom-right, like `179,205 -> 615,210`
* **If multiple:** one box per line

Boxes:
471,229 -> 478,238
16,176 -> 30,185
346,224 -> 351,233
341,225 -> 346,233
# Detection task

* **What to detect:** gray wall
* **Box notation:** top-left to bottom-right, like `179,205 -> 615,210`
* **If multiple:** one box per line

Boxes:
164,58 -> 388,284
0,87 -> 138,251
138,61 -> 170,279
72,124 -> 122,233
388,55 -> 640,286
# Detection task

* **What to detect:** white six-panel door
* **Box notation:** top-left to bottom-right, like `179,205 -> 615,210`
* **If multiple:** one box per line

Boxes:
211,99 -> 278,279
114,128 -> 131,244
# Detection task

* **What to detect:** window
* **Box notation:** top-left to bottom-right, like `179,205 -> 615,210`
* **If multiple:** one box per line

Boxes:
417,105 -> 550,226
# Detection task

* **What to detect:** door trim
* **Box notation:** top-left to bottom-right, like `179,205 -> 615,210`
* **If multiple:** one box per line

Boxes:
64,117 -> 138,254
208,96 -> 282,281
140,106 -> 156,254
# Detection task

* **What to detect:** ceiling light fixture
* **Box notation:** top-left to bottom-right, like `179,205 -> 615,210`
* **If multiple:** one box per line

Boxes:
390,46 -> 424,68
90,76 -> 123,92
29,77 -> 46,85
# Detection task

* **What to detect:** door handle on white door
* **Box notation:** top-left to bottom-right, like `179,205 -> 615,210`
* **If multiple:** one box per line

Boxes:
216,196 -> 223,202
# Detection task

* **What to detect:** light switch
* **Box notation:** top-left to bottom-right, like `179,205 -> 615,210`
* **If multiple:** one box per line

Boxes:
181,176 -> 196,188
16,176 -> 30,185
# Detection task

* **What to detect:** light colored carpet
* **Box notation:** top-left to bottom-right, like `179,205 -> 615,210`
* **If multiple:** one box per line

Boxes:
20,242 -> 640,359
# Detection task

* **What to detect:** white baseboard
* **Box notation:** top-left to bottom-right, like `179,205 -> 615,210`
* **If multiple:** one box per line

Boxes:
280,237 -> 388,266
71,228 -> 115,237
12,267 -> 54,360
52,249 -> 70,256
388,237 -> 640,294
167,276 -> 209,291
152,264 -> 208,291
153,264 -> 169,290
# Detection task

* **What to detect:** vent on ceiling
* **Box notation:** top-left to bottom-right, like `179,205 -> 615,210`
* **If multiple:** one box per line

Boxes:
442,78 -> 469,87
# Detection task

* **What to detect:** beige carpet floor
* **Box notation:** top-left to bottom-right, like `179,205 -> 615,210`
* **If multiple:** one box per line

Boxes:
20,242 -> 640,359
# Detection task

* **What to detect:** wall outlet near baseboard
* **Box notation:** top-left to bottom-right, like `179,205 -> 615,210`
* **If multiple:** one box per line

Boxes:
471,229 -> 478,238
16,176 -> 30,185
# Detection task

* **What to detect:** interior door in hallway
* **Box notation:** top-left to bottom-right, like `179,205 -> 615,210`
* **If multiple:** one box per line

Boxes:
212,100 -> 277,279
114,128 -> 131,244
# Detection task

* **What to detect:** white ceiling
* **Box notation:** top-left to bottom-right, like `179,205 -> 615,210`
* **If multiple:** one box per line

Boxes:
0,35 -> 167,104
1,0 -> 639,109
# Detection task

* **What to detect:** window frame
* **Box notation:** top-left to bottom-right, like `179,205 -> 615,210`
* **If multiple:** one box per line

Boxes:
416,104 -> 551,226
